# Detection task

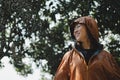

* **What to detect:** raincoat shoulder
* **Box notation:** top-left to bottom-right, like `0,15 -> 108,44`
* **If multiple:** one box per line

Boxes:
54,50 -> 73,80
99,50 -> 120,79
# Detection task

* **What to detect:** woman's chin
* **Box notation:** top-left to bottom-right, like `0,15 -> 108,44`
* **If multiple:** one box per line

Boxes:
76,38 -> 81,42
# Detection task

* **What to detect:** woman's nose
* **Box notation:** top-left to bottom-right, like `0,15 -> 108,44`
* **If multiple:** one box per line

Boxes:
74,28 -> 79,33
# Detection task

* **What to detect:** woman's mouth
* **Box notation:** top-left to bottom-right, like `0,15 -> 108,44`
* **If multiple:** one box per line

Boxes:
75,33 -> 80,38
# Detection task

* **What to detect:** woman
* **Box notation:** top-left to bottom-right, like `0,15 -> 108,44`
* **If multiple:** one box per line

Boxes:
54,16 -> 120,80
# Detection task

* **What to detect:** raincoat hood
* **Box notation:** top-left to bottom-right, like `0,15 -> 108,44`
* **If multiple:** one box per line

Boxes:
70,16 -> 99,42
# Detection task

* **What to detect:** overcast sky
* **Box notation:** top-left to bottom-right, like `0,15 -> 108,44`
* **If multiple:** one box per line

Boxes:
0,57 -> 52,80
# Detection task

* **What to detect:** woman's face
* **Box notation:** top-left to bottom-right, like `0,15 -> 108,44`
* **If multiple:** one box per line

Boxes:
73,23 -> 88,42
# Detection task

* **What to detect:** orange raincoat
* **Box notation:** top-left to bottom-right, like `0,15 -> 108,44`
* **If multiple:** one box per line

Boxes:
54,16 -> 120,80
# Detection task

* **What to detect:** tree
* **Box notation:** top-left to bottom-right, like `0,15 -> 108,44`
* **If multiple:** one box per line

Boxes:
94,0 -> 120,65
0,0 -> 120,77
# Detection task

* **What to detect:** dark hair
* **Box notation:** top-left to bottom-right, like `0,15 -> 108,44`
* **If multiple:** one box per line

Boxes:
85,24 -> 99,49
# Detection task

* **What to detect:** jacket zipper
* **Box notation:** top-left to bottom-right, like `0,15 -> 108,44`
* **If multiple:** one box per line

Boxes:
80,51 -> 99,80
86,55 -> 95,80
72,47 -> 101,80
86,51 -> 100,80
87,65 -> 88,80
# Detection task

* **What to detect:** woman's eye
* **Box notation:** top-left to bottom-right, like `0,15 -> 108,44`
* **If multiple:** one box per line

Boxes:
74,24 -> 81,29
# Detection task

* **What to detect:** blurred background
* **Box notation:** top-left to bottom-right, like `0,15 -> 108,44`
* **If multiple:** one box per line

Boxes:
0,0 -> 120,80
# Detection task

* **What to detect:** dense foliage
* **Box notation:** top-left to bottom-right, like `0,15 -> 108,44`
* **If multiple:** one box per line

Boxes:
0,0 -> 120,77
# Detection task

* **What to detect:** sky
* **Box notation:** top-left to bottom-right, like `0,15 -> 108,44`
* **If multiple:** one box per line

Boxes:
0,57 -> 52,80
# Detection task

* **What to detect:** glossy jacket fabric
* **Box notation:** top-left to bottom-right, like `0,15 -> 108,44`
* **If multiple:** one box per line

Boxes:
54,47 -> 120,80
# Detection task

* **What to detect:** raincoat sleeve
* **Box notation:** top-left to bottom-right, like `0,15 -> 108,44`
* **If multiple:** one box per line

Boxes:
54,51 -> 71,80
103,52 -> 120,79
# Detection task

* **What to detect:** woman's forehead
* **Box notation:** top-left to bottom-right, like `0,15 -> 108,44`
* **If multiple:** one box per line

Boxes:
73,22 -> 85,28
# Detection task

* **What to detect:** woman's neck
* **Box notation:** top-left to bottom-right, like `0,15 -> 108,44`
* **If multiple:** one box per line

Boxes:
82,39 -> 91,49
